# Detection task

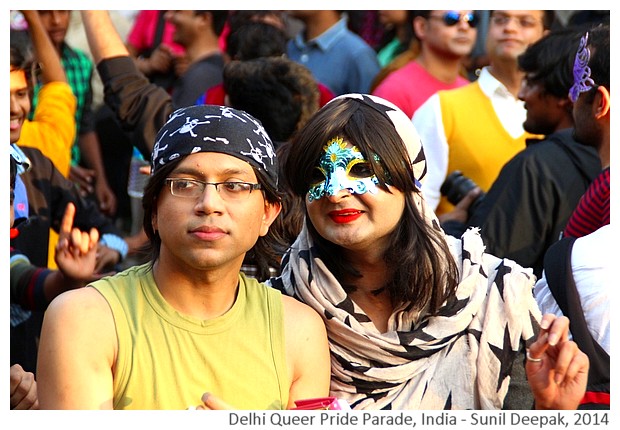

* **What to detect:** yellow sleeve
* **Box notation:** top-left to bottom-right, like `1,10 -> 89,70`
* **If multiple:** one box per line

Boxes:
18,82 -> 77,177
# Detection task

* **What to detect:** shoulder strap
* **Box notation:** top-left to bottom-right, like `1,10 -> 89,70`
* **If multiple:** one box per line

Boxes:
543,237 -> 609,390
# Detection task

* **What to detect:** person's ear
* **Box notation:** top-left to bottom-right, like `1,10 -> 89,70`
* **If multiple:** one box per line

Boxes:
558,97 -> 572,114
595,86 -> 610,119
199,11 -> 213,30
413,16 -> 428,40
259,201 -> 282,237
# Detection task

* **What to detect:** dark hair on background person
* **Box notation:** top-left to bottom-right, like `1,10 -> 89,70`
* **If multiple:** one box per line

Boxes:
224,56 -> 320,145
227,10 -> 285,33
284,97 -> 459,313
583,24 -> 610,95
141,153 -> 283,282
10,44 -> 29,70
226,21 -> 287,61
194,10 -> 229,35
517,28 -> 583,99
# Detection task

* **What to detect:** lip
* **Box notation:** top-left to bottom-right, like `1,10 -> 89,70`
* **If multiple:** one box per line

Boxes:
498,38 -> 522,46
10,118 -> 22,131
49,30 -> 67,39
189,225 -> 227,241
328,209 -> 363,224
454,36 -> 474,43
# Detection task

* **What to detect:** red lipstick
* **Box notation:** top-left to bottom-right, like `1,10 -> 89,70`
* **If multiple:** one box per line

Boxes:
328,209 -> 363,224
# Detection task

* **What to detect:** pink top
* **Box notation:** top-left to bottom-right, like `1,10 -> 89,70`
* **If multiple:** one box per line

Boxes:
126,10 -> 185,56
373,61 -> 470,119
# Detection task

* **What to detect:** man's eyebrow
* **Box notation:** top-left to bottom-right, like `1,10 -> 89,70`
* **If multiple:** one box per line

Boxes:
170,166 -> 254,178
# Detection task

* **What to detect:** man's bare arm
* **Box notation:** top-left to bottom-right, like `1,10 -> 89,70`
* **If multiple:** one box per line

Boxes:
282,296 -> 331,408
22,10 -> 66,84
37,287 -> 116,409
81,10 -> 130,63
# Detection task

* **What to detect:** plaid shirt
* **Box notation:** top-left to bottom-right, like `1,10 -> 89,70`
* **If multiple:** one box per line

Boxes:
30,43 -> 94,165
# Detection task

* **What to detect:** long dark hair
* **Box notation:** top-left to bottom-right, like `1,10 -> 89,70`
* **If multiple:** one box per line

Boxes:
141,154 -> 283,280
284,98 -> 459,314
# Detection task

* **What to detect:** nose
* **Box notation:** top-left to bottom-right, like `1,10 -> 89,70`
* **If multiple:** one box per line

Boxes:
455,16 -> 472,29
324,187 -> 352,203
517,82 -> 527,101
51,11 -> 63,24
323,170 -> 354,201
502,16 -> 520,32
195,183 -> 225,214
10,94 -> 18,113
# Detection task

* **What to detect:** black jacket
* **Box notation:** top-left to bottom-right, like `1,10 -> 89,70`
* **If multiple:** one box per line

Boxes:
444,128 -> 600,278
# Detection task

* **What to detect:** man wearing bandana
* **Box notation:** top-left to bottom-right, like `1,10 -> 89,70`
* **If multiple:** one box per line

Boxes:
36,104 -> 330,410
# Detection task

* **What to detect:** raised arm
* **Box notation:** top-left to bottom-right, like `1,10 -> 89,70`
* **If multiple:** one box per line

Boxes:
80,10 -> 173,156
21,10 -> 66,84
80,10 -> 130,63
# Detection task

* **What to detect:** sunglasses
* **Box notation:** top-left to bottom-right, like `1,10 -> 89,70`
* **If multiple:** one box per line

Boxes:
429,11 -> 479,28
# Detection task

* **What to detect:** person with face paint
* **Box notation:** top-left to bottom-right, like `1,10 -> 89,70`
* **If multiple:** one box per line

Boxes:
36,104 -> 330,410
268,93 -> 589,410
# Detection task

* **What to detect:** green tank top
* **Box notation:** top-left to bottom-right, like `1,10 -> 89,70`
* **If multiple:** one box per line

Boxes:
92,264 -> 289,410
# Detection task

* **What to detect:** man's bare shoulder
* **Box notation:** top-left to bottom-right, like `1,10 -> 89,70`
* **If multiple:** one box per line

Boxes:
280,295 -> 325,333
45,285 -> 112,325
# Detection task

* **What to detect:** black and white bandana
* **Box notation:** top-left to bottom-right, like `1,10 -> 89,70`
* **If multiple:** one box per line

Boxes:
151,105 -> 278,189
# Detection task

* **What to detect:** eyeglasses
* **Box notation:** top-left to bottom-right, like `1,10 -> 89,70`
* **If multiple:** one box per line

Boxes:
428,11 -> 479,28
490,14 -> 541,29
165,178 -> 261,200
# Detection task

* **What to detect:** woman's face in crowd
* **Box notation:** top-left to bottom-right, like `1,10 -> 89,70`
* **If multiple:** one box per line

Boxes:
305,138 -> 405,254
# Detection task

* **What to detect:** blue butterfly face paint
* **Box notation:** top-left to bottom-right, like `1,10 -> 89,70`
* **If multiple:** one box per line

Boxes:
307,137 -> 380,202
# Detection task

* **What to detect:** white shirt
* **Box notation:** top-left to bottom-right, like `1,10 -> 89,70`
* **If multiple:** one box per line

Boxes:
412,67 -> 526,210
534,225 -> 611,355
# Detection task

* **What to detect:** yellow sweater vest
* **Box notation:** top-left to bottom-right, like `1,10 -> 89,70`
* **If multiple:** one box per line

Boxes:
437,82 -> 532,215
93,264 -> 289,410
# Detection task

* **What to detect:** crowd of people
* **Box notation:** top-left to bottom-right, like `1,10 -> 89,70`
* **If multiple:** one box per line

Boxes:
9,10 -> 609,411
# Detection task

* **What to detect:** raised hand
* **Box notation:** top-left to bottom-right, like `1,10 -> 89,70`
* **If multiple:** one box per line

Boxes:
55,202 -> 99,283
525,314 -> 589,409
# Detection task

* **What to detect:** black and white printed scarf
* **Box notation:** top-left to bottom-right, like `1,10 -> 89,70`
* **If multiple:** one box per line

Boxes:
272,224 -> 542,410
